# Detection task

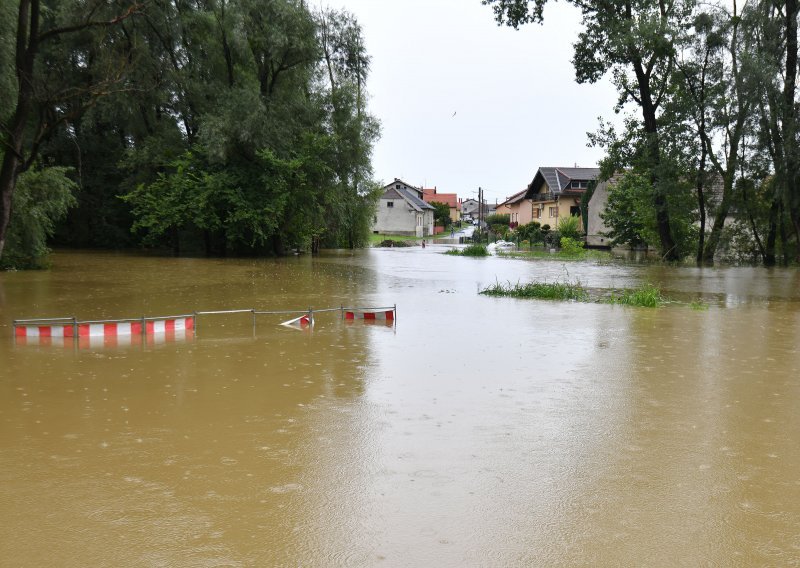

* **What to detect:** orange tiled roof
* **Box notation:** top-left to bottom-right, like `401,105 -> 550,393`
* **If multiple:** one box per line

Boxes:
422,188 -> 458,208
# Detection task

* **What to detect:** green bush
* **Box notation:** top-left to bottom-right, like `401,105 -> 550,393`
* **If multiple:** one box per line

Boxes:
515,221 -> 542,244
446,243 -> 489,256
2,166 -> 78,269
560,236 -> 585,255
557,215 -> 581,239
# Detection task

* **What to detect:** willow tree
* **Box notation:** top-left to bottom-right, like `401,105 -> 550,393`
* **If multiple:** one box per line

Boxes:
0,0 -> 141,261
484,0 -> 695,260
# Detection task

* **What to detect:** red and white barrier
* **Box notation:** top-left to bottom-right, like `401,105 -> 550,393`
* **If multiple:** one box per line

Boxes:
145,317 -> 194,335
78,321 -> 143,337
345,310 -> 394,321
15,324 -> 75,338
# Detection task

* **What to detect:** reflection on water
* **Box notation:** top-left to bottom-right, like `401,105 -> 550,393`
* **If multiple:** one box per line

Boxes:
1,249 -> 799,566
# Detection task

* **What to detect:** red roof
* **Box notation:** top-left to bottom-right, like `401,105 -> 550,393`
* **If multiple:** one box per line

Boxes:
422,188 -> 458,208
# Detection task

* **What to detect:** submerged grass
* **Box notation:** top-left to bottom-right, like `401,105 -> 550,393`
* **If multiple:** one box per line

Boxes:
605,283 -> 664,308
446,244 -> 489,257
481,280 -> 671,308
480,280 -> 589,301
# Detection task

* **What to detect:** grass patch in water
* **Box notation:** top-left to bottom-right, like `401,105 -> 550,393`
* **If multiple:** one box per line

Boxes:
689,299 -> 710,310
446,244 -> 489,257
606,283 -> 664,308
480,280 -> 589,301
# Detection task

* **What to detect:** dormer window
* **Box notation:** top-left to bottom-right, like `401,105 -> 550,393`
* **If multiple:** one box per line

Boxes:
396,184 -> 401,189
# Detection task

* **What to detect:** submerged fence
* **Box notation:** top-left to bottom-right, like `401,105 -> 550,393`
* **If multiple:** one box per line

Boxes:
12,305 -> 396,347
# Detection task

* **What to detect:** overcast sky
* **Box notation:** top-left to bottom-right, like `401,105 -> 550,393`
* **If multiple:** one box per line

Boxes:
321,0 -> 622,204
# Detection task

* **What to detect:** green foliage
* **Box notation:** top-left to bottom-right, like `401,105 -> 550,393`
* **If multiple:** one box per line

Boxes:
606,283 -> 665,308
485,213 -> 510,226
9,0 -> 383,259
556,215 -> 581,239
480,279 -> 589,301
0,0 -> 15,123
429,201 -> 452,227
601,171 -> 653,249
2,166 -> 78,269
515,221 -> 542,244
446,243 -> 489,257
559,236 -> 585,255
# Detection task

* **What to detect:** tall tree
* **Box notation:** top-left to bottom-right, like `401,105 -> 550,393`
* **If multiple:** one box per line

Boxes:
674,3 -> 753,263
0,0 -> 141,261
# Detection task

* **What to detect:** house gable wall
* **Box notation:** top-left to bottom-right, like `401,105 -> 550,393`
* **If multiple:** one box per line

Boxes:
372,179 -> 435,237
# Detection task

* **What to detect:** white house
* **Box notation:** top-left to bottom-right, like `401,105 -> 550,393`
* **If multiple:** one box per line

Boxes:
373,179 -> 435,237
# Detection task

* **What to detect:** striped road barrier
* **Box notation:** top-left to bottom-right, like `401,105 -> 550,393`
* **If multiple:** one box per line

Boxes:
344,308 -> 395,321
13,305 -> 395,347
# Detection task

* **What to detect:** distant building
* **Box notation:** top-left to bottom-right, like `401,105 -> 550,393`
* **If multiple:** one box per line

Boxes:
460,198 -> 494,221
495,189 -> 527,227
372,179 -> 435,237
422,187 -> 460,224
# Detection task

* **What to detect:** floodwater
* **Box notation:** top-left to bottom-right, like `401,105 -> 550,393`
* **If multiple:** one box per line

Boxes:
1,247 -> 800,567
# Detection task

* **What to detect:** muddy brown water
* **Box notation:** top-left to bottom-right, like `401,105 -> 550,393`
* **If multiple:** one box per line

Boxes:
1,248 -> 799,567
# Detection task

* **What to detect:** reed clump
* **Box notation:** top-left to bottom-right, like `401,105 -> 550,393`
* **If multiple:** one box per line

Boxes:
605,283 -> 664,308
480,280 -> 589,301
446,244 -> 489,257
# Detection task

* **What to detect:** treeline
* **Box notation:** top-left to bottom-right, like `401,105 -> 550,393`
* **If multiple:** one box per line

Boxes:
0,0 -> 380,268
486,0 -> 800,265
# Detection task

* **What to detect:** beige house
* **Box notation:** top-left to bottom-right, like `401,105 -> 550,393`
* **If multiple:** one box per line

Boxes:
522,167 -> 600,229
496,189 -> 528,226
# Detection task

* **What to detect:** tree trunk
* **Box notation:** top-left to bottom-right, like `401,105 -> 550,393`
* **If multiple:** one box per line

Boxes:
0,0 -> 37,261
783,0 -> 799,261
633,59 -> 678,260
696,146 -> 707,264
765,198 -> 779,266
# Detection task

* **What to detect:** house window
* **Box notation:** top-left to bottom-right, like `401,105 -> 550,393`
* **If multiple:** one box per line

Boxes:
532,208 -> 540,219
549,207 -> 558,218
417,215 -> 422,226
396,184 -> 401,189
571,180 -> 588,189
387,201 -> 394,208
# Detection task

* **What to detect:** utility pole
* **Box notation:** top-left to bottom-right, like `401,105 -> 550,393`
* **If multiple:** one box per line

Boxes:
478,186 -> 483,241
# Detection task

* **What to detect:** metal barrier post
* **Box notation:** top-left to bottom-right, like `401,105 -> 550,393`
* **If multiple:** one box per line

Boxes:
193,311 -> 198,336
251,308 -> 256,335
